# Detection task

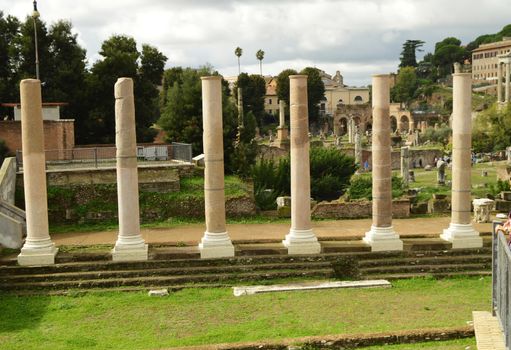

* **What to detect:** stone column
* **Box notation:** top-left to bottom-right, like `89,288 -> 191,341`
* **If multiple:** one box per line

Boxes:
276,100 -> 289,149
363,74 -> 403,252
497,62 -> 503,104
283,75 -> 320,254
17,79 -> 58,266
506,63 -> 510,103
348,117 -> 354,143
354,127 -> 362,170
440,72 -> 482,248
401,146 -> 410,187
199,76 -> 234,258
112,78 -> 148,261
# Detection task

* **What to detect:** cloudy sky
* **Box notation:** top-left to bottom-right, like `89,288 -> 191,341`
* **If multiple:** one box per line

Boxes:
2,0 -> 511,85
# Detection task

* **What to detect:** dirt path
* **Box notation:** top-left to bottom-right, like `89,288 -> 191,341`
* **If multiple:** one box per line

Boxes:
51,216 -> 494,246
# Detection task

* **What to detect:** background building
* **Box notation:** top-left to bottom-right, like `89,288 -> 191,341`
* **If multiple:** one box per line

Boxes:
472,37 -> 511,82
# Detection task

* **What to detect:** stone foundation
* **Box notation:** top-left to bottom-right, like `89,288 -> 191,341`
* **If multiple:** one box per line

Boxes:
311,199 -> 410,219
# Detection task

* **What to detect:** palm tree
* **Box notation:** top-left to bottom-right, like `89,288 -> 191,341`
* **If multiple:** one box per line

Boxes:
235,47 -> 243,75
256,49 -> 265,76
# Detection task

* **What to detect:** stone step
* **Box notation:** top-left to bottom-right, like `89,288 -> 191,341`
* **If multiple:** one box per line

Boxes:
0,268 -> 334,291
0,246 -> 494,276
0,261 -> 332,283
360,263 -> 491,275
366,270 -> 492,280
358,254 -> 492,268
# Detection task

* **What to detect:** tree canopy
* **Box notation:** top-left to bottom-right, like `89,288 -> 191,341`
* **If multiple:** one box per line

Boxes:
399,40 -> 424,68
234,73 -> 266,125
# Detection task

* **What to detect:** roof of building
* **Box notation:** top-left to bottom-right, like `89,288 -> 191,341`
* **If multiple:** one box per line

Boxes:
472,38 -> 511,53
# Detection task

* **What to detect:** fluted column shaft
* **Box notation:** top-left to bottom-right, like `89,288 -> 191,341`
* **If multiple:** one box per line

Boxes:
17,79 -> 58,266
199,76 -> 234,258
112,78 -> 148,261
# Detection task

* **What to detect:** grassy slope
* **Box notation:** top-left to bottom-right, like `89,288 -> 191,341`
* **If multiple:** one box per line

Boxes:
0,277 -> 490,350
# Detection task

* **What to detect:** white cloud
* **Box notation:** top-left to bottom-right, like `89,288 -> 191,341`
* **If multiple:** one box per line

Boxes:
1,0 -> 511,84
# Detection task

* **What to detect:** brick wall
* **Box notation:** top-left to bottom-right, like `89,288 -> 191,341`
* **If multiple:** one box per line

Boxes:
0,120 -> 75,154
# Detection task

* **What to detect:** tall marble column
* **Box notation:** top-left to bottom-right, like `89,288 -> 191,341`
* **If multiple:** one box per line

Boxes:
363,74 -> 403,252
283,75 -> 321,255
401,146 -> 410,187
17,79 -> 58,266
199,76 -> 234,258
497,62 -> 503,104
112,78 -> 148,261
441,72 -> 482,248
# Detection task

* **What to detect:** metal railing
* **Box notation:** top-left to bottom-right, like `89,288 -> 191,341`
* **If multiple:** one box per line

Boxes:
15,143 -> 192,170
492,220 -> 511,349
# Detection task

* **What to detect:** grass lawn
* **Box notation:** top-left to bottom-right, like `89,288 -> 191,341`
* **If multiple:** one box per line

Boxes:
400,162 -> 498,202
0,277 -> 490,350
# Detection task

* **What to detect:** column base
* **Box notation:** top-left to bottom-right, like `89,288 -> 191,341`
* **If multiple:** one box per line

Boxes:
363,226 -> 403,252
441,223 -> 482,249
199,231 -> 235,259
112,235 -> 148,261
283,228 -> 321,255
18,240 -> 58,266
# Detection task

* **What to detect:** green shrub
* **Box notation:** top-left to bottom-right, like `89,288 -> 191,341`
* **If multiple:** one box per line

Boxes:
346,174 -> 404,201
419,125 -> 451,145
310,147 -> 357,200
251,148 -> 356,208
489,179 -> 511,196
251,158 -> 289,210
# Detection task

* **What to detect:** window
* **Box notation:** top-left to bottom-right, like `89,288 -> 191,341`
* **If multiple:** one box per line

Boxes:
269,98 -> 272,105
354,96 -> 363,102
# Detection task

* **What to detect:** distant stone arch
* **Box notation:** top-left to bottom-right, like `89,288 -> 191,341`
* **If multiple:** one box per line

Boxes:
390,115 -> 398,132
365,122 -> 372,134
339,117 -> 348,135
400,115 -> 410,132
354,95 -> 363,103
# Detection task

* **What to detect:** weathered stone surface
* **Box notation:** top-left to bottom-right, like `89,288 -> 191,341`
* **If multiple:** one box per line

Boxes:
0,212 -> 23,249
495,199 -> 511,212
148,288 -> 169,297
199,76 -> 234,258
428,198 -> 451,213
411,202 -> 428,214
311,199 -> 410,219
283,75 -> 320,255
112,77 -> 147,262
0,157 -> 17,205
233,280 -> 391,296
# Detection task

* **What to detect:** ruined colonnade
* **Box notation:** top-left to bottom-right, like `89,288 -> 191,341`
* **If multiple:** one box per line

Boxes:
17,69 -> 482,265
497,54 -> 511,104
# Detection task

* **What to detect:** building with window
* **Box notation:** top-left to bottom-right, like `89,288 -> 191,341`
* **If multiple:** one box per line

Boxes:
472,37 -> 511,82
320,70 -> 370,116
264,77 -> 280,116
